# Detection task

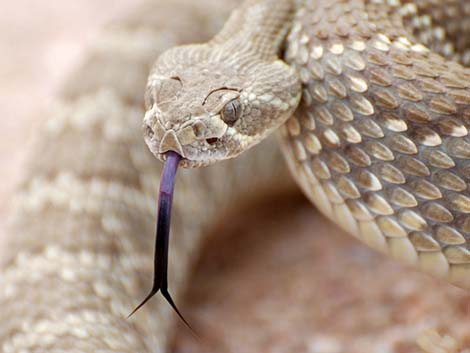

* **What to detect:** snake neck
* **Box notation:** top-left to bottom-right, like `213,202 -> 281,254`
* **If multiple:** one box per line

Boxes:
210,0 -> 298,61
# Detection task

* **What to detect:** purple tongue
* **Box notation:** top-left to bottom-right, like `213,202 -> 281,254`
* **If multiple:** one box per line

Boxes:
129,151 -> 192,329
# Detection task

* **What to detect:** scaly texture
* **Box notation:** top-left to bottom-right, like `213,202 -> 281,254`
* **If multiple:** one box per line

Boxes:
283,0 -> 470,289
143,0 -> 470,290
0,1 -> 293,351
1,0 -> 469,352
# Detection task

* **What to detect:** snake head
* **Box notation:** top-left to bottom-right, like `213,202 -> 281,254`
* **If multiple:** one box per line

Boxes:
143,44 -> 301,167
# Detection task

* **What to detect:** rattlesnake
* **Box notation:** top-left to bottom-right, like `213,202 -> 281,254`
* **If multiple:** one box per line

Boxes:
0,0 -> 469,352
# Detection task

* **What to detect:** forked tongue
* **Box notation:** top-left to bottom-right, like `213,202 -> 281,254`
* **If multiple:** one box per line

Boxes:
129,151 -> 194,331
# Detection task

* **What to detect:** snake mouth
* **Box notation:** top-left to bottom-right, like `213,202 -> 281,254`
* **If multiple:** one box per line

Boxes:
129,151 -> 193,330
158,153 -> 206,168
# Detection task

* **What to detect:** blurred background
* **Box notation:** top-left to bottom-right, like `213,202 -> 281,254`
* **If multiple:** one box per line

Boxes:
0,0 -> 135,245
0,1 -> 468,352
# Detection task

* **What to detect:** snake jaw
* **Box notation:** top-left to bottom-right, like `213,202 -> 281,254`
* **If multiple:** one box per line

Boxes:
129,151 -> 194,331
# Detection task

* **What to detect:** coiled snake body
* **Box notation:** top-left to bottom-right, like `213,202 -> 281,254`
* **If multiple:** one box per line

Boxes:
0,0 -> 469,352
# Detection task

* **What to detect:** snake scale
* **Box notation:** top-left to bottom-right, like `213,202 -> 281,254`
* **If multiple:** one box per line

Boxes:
0,0 -> 469,351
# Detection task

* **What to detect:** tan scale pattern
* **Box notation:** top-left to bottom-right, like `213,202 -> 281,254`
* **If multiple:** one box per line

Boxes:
1,0 -> 470,351
0,1 -> 309,350
401,0 -> 470,65
283,0 -> 470,289
0,0 -> 295,351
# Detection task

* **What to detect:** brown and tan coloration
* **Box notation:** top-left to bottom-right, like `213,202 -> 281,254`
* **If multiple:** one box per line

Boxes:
0,0 -> 469,352
146,0 -> 470,291
283,0 -> 470,288
143,0 -> 301,167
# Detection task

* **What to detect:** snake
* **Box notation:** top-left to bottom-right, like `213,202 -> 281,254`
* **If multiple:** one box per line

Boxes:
0,0 -> 469,351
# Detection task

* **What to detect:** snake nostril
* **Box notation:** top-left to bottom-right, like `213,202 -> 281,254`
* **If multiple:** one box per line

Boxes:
145,124 -> 155,139
206,138 -> 218,145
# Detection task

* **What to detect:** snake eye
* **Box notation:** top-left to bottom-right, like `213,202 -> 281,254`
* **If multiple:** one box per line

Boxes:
221,99 -> 242,125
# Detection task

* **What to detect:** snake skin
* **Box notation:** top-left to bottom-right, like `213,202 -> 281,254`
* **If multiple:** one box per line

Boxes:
0,1 -> 294,351
0,0 -> 469,352
283,0 -> 470,289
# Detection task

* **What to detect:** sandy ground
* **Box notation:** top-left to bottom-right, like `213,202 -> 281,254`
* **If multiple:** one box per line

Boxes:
0,1 -> 468,352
